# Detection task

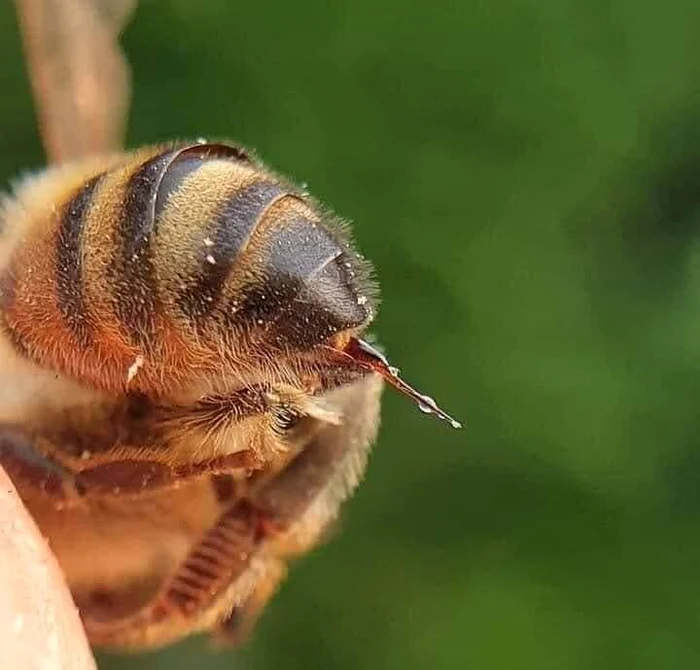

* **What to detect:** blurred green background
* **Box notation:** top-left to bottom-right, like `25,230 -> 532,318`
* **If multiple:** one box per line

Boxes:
2,0 -> 700,668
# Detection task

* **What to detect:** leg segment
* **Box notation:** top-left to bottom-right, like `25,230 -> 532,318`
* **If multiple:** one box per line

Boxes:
0,426 -> 255,505
0,381 -> 327,504
84,374 -> 382,651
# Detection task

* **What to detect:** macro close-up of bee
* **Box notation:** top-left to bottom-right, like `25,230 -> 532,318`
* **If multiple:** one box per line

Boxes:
4,1 -> 699,670
0,0 -> 459,655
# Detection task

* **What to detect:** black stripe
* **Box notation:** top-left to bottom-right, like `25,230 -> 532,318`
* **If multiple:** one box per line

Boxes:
270,279 -> 366,350
177,181 -> 285,320
224,273 -> 364,352
225,217 -> 372,350
224,278 -> 300,344
263,216 -> 342,280
56,175 -> 103,346
154,156 -> 206,220
154,144 -> 253,220
112,151 -> 177,347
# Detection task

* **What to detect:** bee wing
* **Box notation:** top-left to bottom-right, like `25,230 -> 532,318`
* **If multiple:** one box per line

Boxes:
14,0 -> 137,163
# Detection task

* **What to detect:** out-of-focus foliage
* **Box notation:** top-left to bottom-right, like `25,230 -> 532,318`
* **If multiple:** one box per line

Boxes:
1,1 -> 700,667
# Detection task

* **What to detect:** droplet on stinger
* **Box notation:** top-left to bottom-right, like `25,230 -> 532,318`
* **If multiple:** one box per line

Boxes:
415,393 -> 462,428
339,338 -> 462,429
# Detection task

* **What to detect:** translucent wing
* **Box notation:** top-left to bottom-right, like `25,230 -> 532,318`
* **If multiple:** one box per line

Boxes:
14,0 -> 136,163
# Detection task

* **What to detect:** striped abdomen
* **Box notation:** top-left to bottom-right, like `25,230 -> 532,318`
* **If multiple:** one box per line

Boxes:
0,142 -> 375,394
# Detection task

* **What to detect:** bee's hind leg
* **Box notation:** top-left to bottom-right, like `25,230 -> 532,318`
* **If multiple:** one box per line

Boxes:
86,375 -> 382,651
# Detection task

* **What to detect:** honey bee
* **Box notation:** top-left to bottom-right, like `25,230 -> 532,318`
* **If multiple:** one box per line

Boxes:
0,0 -> 460,652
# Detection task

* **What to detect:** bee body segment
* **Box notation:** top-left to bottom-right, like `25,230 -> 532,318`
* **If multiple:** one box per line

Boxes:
0,142 -> 376,394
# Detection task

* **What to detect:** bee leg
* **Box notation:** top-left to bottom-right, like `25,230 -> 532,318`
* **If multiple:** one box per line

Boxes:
70,451 -> 256,499
84,495 -> 268,649
0,427 -> 82,504
0,432 -> 255,504
212,558 -> 287,647
211,514 -> 339,647
85,375 -> 382,650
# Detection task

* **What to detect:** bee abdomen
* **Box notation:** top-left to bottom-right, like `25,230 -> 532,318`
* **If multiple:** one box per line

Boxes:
110,149 -> 181,347
154,148 -> 376,351
172,181 -> 287,320
1,143 -> 257,391
104,144 -> 257,349
0,141 -> 376,392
